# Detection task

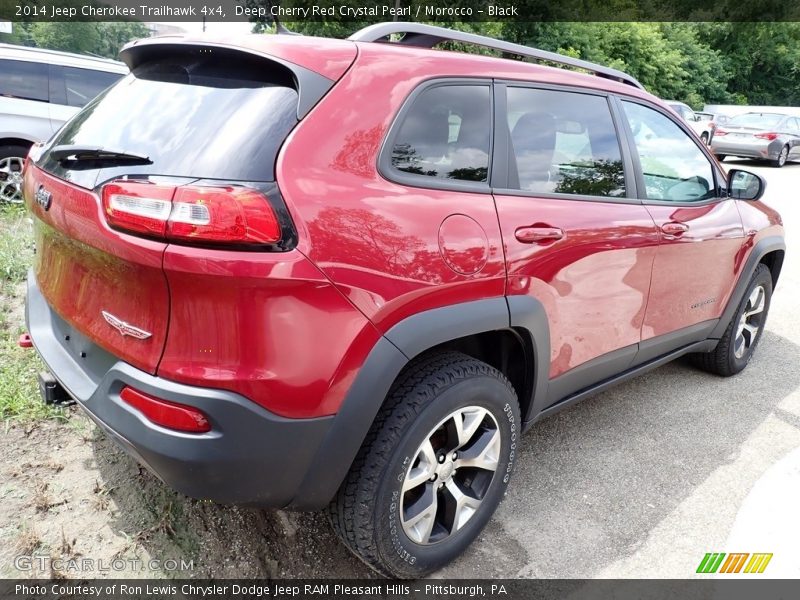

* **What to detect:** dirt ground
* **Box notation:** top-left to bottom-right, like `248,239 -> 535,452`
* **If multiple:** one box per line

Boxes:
0,225 -> 375,581
0,410 -> 377,579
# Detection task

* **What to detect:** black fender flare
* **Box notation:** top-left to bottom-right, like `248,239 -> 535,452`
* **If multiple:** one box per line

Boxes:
709,235 -> 785,340
289,296 -> 551,509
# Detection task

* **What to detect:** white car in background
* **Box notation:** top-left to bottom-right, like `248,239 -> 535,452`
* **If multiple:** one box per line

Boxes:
665,100 -> 715,145
0,43 -> 127,203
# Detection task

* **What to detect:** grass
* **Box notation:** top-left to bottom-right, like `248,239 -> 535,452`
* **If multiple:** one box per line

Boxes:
0,205 -> 33,283
0,204 -> 60,421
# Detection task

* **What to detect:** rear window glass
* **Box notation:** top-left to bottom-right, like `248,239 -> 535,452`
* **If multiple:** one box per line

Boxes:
390,85 -> 492,183
41,50 -> 299,183
0,59 -> 48,102
63,67 -> 123,107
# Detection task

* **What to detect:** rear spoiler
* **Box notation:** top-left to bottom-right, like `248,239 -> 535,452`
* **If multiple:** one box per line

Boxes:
120,39 -> 335,120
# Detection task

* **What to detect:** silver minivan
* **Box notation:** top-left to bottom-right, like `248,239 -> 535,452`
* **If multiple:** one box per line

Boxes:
0,43 -> 128,202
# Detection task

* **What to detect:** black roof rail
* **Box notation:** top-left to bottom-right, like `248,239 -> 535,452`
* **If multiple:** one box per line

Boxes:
348,22 -> 644,90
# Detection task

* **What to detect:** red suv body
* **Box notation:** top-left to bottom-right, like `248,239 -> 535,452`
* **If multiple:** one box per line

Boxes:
23,25 -> 784,577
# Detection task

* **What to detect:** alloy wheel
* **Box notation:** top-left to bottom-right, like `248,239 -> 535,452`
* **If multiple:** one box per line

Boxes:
778,146 -> 788,166
0,156 -> 25,204
734,285 -> 766,359
401,406 -> 500,545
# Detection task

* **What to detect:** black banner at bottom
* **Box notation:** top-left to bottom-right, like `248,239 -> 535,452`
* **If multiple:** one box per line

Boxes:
2,580 -> 800,600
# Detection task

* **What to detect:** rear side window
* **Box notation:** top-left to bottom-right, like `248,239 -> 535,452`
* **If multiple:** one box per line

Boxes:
63,67 -> 122,107
390,84 -> 492,183
506,87 -> 625,198
0,59 -> 49,102
41,48 -> 299,183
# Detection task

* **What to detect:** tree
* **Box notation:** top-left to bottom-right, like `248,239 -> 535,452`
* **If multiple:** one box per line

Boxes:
227,9 -> 800,107
1,22 -> 148,59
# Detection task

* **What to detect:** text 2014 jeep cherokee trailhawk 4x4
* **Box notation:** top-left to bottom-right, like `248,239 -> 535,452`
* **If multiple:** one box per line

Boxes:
22,24 -> 784,578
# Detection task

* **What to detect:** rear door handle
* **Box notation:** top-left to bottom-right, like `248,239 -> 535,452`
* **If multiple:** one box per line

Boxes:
660,222 -> 689,237
515,225 -> 564,244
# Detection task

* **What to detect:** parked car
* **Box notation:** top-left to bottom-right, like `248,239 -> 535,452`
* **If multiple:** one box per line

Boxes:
665,101 -> 715,144
21,23 -> 784,578
0,43 -> 127,203
711,112 -> 800,167
697,111 -> 729,128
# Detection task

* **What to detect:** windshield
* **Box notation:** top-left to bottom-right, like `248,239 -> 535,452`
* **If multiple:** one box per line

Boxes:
727,113 -> 785,129
38,53 -> 299,187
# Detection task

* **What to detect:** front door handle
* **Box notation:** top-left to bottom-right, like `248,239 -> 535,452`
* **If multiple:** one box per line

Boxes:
660,222 -> 689,237
515,225 -> 564,244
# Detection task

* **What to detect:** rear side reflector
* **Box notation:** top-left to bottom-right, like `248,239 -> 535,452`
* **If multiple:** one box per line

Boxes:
120,386 -> 211,433
101,180 -> 282,246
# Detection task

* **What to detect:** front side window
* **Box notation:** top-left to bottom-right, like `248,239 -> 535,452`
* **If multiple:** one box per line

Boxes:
622,101 -> 715,203
506,87 -> 625,197
390,85 -> 491,183
0,59 -> 48,102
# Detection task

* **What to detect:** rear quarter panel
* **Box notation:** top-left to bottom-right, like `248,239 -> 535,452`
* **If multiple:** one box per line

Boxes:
277,44 -> 651,334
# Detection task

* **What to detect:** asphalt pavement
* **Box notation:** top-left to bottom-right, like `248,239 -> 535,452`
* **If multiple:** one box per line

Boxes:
439,159 -> 800,579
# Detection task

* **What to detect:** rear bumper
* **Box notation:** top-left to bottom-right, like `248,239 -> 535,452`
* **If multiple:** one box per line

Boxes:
711,138 -> 780,159
25,271 -> 334,508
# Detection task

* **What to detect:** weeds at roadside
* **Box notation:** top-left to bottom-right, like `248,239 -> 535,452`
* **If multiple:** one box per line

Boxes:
15,522 -> 43,554
0,204 -> 32,284
0,205 -> 60,422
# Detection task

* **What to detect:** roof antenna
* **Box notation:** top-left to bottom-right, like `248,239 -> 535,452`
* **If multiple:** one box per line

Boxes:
269,0 -> 298,35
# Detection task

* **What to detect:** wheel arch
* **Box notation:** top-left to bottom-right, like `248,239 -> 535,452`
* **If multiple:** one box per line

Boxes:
760,248 -> 784,289
710,236 -> 786,340
288,297 -> 551,510
0,137 -> 35,151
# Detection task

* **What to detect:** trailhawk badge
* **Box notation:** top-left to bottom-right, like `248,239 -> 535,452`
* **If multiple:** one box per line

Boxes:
101,311 -> 152,340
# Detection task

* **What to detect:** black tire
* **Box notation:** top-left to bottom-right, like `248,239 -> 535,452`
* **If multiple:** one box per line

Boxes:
771,145 -> 789,168
0,144 -> 30,204
715,154 -> 726,162
700,132 -> 709,145
329,351 -> 520,578
691,264 -> 772,376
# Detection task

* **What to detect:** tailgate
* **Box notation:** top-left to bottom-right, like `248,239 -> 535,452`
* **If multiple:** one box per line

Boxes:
24,165 -> 169,374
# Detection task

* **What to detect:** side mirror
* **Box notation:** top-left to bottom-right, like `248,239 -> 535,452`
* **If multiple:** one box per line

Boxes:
728,169 -> 766,201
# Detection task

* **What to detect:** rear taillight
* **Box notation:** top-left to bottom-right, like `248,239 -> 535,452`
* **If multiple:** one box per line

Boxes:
120,386 -> 211,433
101,180 -> 283,247
715,128 -> 728,136
103,181 -> 174,237
169,186 -> 280,244
754,132 -> 779,141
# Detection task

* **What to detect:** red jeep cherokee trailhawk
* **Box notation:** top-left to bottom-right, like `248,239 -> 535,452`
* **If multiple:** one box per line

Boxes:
23,23 -> 784,577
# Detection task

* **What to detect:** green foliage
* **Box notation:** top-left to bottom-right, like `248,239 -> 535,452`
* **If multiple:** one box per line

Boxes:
0,207 -> 57,422
0,206 -> 33,284
236,6 -> 799,108
0,21 -> 149,59
698,23 -> 800,106
497,22 -> 733,108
